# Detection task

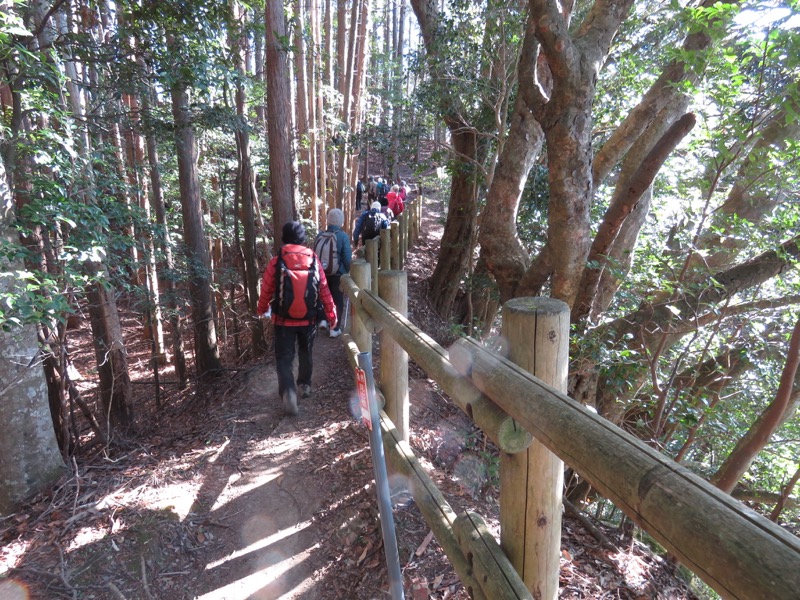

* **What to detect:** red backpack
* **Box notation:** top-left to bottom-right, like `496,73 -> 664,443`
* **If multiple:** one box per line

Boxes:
272,247 -> 320,320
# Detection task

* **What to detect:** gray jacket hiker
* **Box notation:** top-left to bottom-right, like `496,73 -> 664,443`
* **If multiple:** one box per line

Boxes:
321,208 -> 351,338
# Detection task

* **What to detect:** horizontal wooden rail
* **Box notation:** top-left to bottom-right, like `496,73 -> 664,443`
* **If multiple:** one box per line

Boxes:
452,511 -> 532,600
449,337 -> 800,600
379,410 -> 531,600
340,275 -> 532,454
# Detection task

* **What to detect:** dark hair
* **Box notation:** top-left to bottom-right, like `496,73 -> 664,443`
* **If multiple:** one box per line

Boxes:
282,221 -> 306,245
379,196 -> 389,207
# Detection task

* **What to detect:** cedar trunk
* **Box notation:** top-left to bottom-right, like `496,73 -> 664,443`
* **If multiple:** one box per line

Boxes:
170,80 -> 222,377
265,0 -> 297,242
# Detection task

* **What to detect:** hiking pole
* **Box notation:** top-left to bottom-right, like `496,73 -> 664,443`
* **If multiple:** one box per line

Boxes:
342,296 -> 350,333
356,352 -> 405,600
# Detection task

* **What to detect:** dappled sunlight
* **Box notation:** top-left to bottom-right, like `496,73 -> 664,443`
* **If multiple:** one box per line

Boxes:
206,517 -> 313,571
209,470 -> 283,512
94,476 -> 200,522
0,538 -> 33,572
65,524 -> 111,552
199,548 -> 316,599
199,518 -> 320,599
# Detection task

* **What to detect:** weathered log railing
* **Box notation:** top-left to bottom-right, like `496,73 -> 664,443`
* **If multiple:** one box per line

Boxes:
340,196 -> 800,600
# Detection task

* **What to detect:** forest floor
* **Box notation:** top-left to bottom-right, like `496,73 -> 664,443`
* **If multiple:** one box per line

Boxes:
1,191 -> 703,600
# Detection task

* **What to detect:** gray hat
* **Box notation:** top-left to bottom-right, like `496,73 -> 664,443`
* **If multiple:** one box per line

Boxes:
327,208 -> 344,227
371,201 -> 382,211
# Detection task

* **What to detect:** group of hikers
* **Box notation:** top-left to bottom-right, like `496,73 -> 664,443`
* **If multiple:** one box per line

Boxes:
257,176 -> 412,416
353,175 -> 410,247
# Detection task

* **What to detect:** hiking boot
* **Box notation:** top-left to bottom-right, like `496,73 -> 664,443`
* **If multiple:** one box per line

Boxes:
329,328 -> 342,338
282,389 -> 298,416
299,384 -> 312,399
318,319 -> 329,331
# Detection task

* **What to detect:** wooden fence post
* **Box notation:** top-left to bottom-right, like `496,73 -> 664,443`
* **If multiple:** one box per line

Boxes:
390,221 -> 400,270
365,237 -> 379,293
378,270 -> 409,441
500,297 -> 568,600
416,195 -> 423,240
398,212 -> 407,270
380,227 -> 391,271
349,260 -> 372,354
410,200 -> 418,244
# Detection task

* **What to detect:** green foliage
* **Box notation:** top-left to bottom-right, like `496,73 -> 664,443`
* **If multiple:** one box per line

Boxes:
516,164 -> 549,253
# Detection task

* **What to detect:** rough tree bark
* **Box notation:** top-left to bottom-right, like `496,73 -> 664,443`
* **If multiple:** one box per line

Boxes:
526,0 -> 634,307
170,75 -> 223,378
0,157 -> 64,516
230,0 -> 267,355
479,10 -> 544,303
410,0 -> 492,317
571,113 -> 697,323
140,70 -> 188,387
265,0 -> 297,241
293,0 -> 313,216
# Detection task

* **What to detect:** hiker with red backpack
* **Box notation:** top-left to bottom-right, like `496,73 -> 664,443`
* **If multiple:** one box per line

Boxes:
313,208 -> 351,339
386,185 -> 404,216
257,221 -> 337,416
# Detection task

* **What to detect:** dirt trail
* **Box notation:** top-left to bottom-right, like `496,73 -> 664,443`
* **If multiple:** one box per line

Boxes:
185,335 -> 369,599
1,198 -> 461,600
1,195 -> 702,600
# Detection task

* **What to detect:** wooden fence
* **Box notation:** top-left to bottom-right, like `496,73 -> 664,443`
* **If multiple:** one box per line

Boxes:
340,196 -> 800,600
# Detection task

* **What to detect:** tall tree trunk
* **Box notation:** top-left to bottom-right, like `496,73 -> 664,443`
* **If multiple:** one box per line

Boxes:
86,269 -> 135,432
306,0 -> 320,225
170,77 -> 223,377
0,156 -> 64,516
345,0 -> 370,235
389,0 -> 405,179
312,0 -> 328,221
230,0 -> 267,355
527,0 -> 634,307
324,0 -> 334,89
336,0 -> 360,212
252,7 -> 267,127
55,0 -> 137,430
122,91 -> 166,360
140,70 -> 188,387
294,0 -> 313,214
410,0 -> 493,317
429,125 -> 482,316
479,11 -> 545,302
336,0 -> 347,94
265,0 -> 297,243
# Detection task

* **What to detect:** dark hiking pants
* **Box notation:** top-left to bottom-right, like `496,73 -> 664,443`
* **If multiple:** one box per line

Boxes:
327,274 -> 343,329
274,323 -> 317,398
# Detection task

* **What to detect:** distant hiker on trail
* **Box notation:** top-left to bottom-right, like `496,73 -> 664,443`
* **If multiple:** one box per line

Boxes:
386,185 -> 404,216
353,201 -> 389,247
257,221 -> 337,416
367,175 -> 377,203
376,177 -> 389,204
399,180 -> 410,202
313,208 -> 351,339
379,195 -> 395,221
355,178 -> 365,212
